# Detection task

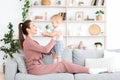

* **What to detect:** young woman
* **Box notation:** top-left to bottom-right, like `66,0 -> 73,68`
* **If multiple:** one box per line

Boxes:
18,20 -> 103,75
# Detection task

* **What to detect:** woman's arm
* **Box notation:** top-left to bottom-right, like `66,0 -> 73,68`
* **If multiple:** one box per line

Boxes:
29,39 -> 56,54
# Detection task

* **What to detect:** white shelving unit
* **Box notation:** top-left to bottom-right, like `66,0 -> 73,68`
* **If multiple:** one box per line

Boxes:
28,0 -> 106,50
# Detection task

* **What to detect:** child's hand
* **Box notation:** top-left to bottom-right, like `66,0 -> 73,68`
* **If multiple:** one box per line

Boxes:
51,51 -> 57,59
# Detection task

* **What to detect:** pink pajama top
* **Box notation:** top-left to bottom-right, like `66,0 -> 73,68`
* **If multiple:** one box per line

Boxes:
23,36 -> 88,75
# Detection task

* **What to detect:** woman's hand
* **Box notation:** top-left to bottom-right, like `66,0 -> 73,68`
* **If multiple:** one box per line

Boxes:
42,32 -> 49,37
52,36 -> 57,40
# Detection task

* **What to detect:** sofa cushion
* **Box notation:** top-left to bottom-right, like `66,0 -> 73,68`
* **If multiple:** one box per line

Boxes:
13,53 -> 27,74
106,49 -> 120,52
104,50 -> 120,72
72,49 -> 104,66
42,48 -> 73,64
42,55 -> 53,64
74,73 -> 120,80
85,58 -> 112,71
15,73 -> 74,80
62,48 -> 72,62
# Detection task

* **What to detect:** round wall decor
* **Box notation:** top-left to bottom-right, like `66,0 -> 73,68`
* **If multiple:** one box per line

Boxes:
89,24 -> 101,35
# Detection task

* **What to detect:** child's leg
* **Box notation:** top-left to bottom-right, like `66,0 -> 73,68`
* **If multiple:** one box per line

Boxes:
51,51 -> 57,59
51,52 -> 57,63
51,47 -> 58,63
57,57 -> 62,62
53,54 -> 57,63
54,41 -> 65,63
51,52 -> 62,63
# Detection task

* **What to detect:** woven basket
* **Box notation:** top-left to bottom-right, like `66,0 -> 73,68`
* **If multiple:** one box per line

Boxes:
41,0 -> 50,5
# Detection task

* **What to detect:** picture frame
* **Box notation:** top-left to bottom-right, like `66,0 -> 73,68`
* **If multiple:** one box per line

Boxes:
56,0 -> 62,5
75,11 -> 84,21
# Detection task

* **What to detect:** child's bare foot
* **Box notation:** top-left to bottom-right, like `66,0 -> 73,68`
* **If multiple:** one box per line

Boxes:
57,57 -> 62,62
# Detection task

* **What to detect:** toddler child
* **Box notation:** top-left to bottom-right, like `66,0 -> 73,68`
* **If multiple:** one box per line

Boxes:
42,14 -> 65,63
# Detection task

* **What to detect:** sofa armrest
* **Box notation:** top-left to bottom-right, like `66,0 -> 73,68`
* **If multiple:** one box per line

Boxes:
5,59 -> 17,80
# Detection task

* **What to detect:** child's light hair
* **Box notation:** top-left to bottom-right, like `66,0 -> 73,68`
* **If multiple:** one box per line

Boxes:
51,14 -> 63,24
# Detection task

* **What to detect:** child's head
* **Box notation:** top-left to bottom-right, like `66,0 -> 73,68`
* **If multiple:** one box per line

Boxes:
51,14 -> 63,28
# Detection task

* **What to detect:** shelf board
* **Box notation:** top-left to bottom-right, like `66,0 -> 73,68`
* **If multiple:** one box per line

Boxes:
67,20 -> 106,23
32,20 -> 105,23
33,20 -> 50,22
66,35 -> 105,37
32,20 -> 67,23
31,5 -> 105,8
33,35 -> 68,37
31,5 -> 66,8
66,6 -> 106,8
35,35 -> 105,37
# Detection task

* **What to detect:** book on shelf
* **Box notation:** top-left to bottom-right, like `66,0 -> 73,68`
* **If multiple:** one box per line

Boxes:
93,0 -> 98,6
91,0 -> 95,6
97,0 -> 102,6
101,0 -> 105,6
91,0 -> 105,6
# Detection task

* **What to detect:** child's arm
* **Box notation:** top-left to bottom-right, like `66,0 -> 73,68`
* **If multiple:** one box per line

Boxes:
48,31 -> 61,37
42,31 -> 61,37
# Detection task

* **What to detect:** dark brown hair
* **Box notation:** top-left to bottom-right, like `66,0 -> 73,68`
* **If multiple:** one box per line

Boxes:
18,20 -> 31,50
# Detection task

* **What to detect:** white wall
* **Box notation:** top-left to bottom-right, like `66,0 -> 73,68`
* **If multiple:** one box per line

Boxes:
0,0 -> 120,69
0,0 -> 22,71
0,0 -> 22,37
106,1 -> 120,49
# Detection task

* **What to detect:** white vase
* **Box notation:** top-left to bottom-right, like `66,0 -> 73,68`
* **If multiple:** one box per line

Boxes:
96,45 -> 102,50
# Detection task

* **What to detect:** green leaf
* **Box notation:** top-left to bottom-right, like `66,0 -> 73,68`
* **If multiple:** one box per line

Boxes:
100,10 -> 104,14
95,10 -> 104,16
0,22 -> 20,59
22,0 -> 30,21
45,25 -> 49,29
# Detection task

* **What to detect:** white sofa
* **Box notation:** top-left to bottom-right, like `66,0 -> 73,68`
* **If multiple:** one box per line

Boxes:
5,49 -> 120,80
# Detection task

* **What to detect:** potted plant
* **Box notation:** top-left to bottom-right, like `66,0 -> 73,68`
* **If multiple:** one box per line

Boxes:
0,22 -> 20,59
95,10 -> 104,21
94,42 -> 102,50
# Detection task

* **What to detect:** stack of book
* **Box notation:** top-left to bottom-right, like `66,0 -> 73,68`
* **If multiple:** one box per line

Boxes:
91,0 -> 105,6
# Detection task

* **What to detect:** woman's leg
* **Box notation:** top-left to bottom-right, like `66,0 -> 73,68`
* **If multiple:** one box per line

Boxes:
61,61 -> 89,73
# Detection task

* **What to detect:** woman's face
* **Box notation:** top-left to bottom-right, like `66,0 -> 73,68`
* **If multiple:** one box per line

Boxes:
27,22 -> 37,35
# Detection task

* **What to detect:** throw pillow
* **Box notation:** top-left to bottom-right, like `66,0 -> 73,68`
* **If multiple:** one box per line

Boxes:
104,50 -> 120,72
85,58 -> 113,72
62,48 -> 72,62
72,49 -> 104,66
42,48 -> 73,64
13,53 -> 27,74
42,55 -> 53,64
